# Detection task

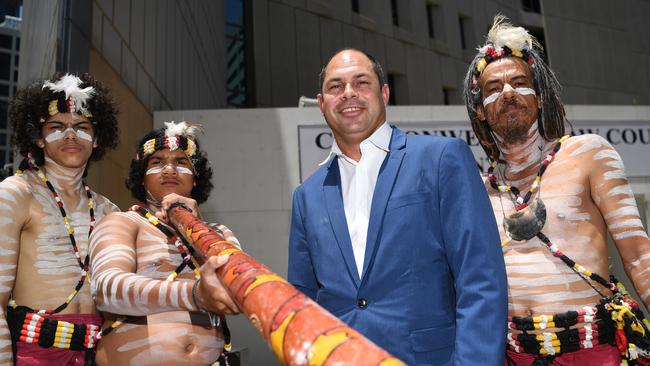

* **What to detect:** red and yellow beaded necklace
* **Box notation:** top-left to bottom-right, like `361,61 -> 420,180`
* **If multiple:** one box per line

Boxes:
487,135 -> 570,211
130,204 -> 201,280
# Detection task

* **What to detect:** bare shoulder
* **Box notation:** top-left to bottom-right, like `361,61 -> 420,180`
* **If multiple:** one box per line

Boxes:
0,174 -> 35,224
561,134 -> 614,158
92,192 -> 120,215
0,175 -> 33,231
95,211 -> 143,233
557,134 -> 622,168
0,174 -> 33,199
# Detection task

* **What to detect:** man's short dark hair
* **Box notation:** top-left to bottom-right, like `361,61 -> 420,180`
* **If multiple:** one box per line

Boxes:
318,48 -> 387,93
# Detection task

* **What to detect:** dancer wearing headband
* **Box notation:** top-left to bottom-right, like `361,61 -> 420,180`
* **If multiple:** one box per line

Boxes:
463,16 -> 650,365
0,73 -> 119,365
89,122 -> 240,365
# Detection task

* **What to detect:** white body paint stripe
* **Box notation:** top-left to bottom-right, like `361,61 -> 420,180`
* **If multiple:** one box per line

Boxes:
482,84 -> 535,106
44,128 -> 93,143
613,230 -> 649,240
609,219 -> 644,230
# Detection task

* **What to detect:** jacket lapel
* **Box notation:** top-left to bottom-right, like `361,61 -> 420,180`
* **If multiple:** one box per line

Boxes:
360,127 -> 407,284
323,158 -> 361,287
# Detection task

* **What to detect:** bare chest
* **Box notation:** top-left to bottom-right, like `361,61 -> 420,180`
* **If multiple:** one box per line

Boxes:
21,188 -> 98,275
134,225 -> 196,280
490,165 -> 611,314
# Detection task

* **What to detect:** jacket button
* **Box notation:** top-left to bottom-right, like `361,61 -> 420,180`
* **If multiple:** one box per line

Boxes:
357,298 -> 368,309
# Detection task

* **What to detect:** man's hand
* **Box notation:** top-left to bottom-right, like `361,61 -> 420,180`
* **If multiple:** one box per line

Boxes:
196,256 -> 241,315
156,193 -> 200,221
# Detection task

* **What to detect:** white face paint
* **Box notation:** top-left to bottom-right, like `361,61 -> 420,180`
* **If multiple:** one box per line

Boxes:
44,127 -> 93,143
145,164 -> 194,176
482,83 -> 536,106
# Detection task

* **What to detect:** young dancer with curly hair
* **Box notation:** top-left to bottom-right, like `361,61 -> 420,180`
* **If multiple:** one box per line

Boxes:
0,73 -> 119,365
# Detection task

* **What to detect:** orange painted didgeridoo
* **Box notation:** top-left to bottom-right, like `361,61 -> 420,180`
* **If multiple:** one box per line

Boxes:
168,204 -> 405,366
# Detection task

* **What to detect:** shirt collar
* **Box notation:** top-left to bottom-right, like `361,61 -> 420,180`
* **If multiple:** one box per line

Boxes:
318,122 -> 392,166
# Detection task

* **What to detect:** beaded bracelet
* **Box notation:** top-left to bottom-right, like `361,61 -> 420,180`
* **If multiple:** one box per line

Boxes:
191,278 -> 219,328
192,277 -> 207,313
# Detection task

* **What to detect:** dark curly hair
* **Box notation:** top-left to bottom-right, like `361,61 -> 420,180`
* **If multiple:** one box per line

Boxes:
125,127 -> 213,204
8,73 -> 119,167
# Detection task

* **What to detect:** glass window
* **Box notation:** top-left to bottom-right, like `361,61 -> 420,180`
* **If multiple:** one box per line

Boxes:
225,0 -> 247,107
0,101 -> 7,129
426,4 -> 435,38
459,17 -> 467,49
390,0 -> 399,26
0,84 -> 8,95
443,87 -> 459,105
388,74 -> 396,105
0,35 -> 11,49
522,0 -> 541,13
352,0 -> 359,13
0,53 -> 10,80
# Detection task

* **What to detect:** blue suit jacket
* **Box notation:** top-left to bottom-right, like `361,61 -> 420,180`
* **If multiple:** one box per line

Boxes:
288,127 -> 507,365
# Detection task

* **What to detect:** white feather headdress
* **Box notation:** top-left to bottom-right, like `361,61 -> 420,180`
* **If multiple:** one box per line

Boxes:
478,15 -> 538,54
164,121 -> 202,140
42,74 -> 95,116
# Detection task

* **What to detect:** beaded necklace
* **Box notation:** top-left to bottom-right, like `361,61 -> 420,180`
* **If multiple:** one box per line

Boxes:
130,204 -> 201,280
14,159 -> 95,314
494,135 -> 612,295
488,135 -> 569,211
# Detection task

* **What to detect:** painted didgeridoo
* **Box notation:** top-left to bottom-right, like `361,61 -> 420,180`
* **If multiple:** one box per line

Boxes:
168,205 -> 405,366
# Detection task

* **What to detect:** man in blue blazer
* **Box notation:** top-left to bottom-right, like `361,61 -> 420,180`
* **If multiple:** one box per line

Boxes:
288,48 -> 507,365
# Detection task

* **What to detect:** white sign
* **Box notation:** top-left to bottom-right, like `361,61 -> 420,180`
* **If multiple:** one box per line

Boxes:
298,121 -> 650,182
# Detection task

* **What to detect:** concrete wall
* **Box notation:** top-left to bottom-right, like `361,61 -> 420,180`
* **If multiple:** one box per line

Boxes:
16,0 -> 59,87
87,48 -> 152,210
543,0 -> 650,104
250,0 -> 650,107
91,0 -> 227,111
87,0 -> 228,207
157,105 -> 650,366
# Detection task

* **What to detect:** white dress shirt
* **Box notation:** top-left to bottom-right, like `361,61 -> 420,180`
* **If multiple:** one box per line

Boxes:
319,122 -> 392,278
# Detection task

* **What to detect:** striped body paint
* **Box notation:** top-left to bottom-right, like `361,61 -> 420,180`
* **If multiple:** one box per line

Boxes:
0,158 -> 117,363
488,133 -> 650,328
89,210 -> 240,365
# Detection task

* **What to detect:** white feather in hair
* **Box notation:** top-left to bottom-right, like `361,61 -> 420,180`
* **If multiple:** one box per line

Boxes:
42,74 -> 95,115
164,121 -> 202,139
479,15 -> 538,53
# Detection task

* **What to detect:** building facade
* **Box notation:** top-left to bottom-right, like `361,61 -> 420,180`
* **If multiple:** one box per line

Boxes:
0,5 -> 21,175
249,0 -> 650,107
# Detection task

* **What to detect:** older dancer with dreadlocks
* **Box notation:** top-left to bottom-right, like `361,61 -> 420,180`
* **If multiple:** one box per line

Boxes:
89,122 -> 240,366
463,16 -> 650,365
0,74 -> 119,365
